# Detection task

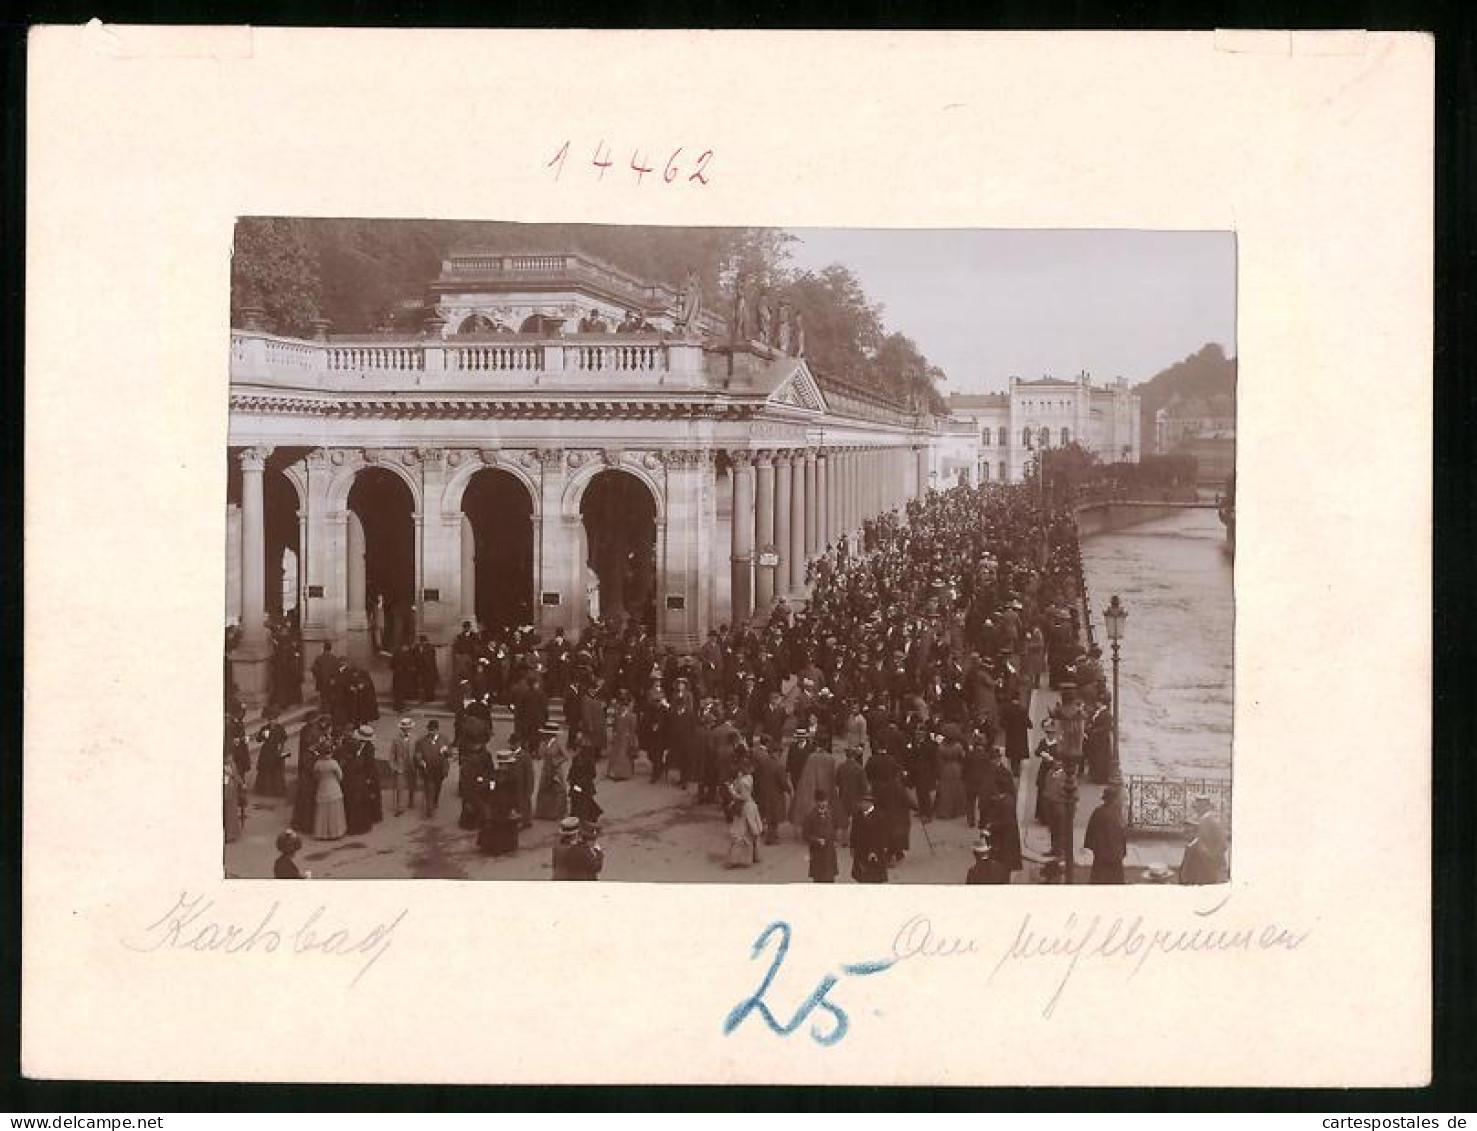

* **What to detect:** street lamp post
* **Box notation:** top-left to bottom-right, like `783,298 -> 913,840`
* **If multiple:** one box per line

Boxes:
1104,595 -> 1128,781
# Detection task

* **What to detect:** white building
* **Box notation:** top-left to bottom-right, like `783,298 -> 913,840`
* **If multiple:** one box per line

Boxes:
947,372 -> 1141,483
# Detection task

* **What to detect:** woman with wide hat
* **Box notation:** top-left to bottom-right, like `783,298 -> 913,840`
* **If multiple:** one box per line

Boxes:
479,750 -> 523,857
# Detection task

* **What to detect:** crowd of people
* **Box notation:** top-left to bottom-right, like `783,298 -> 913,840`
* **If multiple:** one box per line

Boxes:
226,479 -> 1229,884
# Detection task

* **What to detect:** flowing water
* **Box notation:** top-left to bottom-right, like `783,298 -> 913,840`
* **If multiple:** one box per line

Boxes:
1079,508 -> 1233,778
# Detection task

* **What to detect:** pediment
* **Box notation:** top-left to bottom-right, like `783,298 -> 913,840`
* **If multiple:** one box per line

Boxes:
765,360 -> 827,414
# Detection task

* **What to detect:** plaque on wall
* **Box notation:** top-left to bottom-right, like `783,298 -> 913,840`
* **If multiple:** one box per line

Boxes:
665,594 -> 686,611
757,544 -> 780,568
306,585 -> 324,598
423,588 -> 440,601
541,591 -> 561,606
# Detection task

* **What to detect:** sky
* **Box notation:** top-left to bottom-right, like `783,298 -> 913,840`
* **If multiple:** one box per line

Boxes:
784,229 -> 1236,394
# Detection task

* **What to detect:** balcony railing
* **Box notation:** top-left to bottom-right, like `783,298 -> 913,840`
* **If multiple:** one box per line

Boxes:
1126,775 -> 1232,832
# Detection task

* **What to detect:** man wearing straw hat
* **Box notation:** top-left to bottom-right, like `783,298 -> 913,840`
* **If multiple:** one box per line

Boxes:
389,717 -> 416,817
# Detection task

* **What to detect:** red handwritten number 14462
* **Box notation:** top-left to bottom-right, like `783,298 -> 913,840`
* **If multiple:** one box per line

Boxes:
546,140 -> 713,187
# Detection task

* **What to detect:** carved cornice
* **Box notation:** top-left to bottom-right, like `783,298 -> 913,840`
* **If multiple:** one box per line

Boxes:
229,393 -> 762,423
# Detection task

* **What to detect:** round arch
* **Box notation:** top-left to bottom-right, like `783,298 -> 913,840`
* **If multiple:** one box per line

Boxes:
325,455 -> 424,514
561,458 -> 666,524
441,456 -> 541,519
459,467 -> 537,633
577,467 -> 660,632
346,467 -> 417,653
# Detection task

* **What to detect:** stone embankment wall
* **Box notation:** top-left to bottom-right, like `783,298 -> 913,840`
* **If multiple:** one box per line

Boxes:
1074,501 -> 1209,538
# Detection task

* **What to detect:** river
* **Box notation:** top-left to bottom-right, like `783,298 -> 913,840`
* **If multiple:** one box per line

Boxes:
1078,507 -> 1234,778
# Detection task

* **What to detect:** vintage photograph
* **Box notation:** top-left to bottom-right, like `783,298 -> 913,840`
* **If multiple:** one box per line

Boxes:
222,221 -> 1235,884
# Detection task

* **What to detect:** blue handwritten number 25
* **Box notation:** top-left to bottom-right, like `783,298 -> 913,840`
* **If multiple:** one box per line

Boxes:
723,921 -> 894,1047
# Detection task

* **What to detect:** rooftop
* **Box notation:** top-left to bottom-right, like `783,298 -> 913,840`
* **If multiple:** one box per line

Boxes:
947,392 -> 1009,409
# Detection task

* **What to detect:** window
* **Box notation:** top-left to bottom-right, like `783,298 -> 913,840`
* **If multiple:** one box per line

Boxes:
1022,427 -> 1033,447
1039,426 -> 1051,448
981,462 -> 990,481
999,461 -> 1006,481
997,426 -> 1007,447
981,427 -> 992,446
1061,427 -> 1070,446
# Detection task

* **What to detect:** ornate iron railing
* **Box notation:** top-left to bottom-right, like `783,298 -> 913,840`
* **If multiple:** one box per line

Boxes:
1126,775 -> 1232,831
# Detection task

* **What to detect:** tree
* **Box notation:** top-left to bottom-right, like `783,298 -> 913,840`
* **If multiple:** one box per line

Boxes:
785,264 -> 883,387
1041,442 -> 1100,497
234,218 -> 953,412
231,218 -> 321,335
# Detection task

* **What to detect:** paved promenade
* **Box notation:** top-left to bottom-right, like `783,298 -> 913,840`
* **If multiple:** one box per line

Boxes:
227,684 -> 1187,883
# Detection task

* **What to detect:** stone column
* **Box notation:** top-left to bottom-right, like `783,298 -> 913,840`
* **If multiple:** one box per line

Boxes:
460,515 -> 476,624
773,452 -> 793,597
803,448 -> 818,560
817,452 -> 829,551
231,446 -> 273,705
296,449 -> 332,658
530,449 -> 570,637
729,452 -> 755,624
789,450 -> 806,596
344,506 -> 369,664
848,449 -> 859,532
416,447 -> 455,678
754,451 -> 776,615
656,448 -> 715,649
844,448 -> 856,537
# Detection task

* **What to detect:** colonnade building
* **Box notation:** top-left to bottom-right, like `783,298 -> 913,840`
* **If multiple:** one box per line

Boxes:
227,250 -> 968,703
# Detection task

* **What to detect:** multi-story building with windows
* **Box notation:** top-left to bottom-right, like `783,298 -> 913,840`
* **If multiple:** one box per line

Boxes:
947,372 -> 1141,484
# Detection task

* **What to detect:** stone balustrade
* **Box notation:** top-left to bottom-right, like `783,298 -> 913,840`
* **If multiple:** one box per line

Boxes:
231,329 -> 687,388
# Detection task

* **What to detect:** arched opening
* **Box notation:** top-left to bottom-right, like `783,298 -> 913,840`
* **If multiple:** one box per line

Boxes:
462,469 -> 535,632
348,468 -> 416,652
519,313 -> 566,335
456,312 -> 502,335
580,469 -> 657,631
264,470 -> 301,624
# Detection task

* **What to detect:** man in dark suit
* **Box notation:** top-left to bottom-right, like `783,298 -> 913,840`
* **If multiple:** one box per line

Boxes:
1084,784 -> 1127,884
849,793 -> 890,883
415,635 -> 439,703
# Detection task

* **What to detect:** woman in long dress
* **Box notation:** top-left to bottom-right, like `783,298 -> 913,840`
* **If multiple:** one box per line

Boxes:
842,703 -> 869,756
313,751 -> 346,840
223,757 -> 245,843
569,747 -> 602,823
606,691 -> 636,781
534,736 -> 569,821
581,690 -> 609,762
479,755 -> 521,856
253,717 -> 288,797
933,728 -> 968,820
726,774 -> 763,868
340,741 -> 372,836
